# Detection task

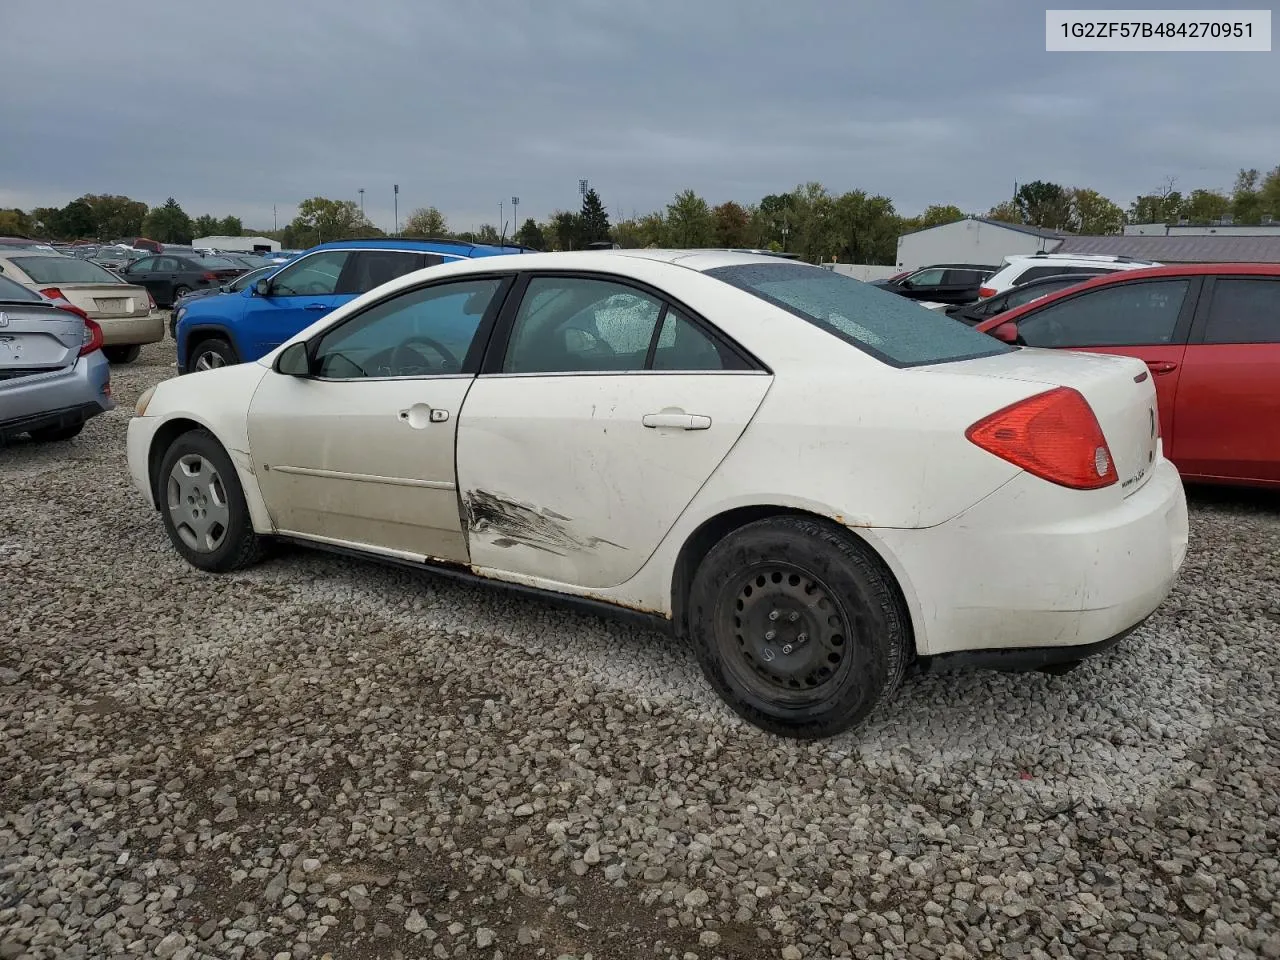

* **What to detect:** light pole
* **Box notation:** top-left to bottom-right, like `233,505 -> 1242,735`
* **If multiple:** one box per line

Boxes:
499,200 -> 504,235
578,178 -> 588,205
393,184 -> 399,235
358,188 -> 364,218
511,196 -> 520,237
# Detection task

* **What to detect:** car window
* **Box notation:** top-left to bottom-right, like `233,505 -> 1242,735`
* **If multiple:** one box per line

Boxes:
154,257 -> 181,271
129,257 -> 157,272
0,273 -> 41,301
503,277 -> 664,373
270,250 -> 351,296
229,267 -> 273,292
337,250 -> 436,295
707,262 -> 1012,367
1203,278 -> 1280,344
313,277 -> 504,380
1016,279 -> 1190,348
942,269 -> 983,285
651,308 -> 734,371
1005,280 -> 1075,309
7,256 -> 123,285
905,268 -> 946,287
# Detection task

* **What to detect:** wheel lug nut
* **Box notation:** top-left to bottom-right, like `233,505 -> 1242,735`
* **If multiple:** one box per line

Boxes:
789,612 -> 800,622
782,644 -> 793,654
768,610 -> 780,621
797,633 -> 808,643
765,630 -> 776,641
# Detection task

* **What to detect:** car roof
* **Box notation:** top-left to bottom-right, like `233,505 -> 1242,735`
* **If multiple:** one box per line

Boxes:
307,237 -> 534,257
975,262 -> 1280,331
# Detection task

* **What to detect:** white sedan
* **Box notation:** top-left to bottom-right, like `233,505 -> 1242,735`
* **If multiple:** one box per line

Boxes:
127,250 -> 1189,738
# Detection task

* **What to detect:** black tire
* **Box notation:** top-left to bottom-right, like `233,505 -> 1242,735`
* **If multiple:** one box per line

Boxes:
187,336 -> 238,372
156,428 -> 264,573
171,285 -> 191,303
688,516 -> 910,739
103,344 -> 142,364
28,422 -> 83,442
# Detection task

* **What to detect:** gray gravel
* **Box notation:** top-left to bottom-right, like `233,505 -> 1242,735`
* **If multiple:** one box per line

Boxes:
2,339 -> 1278,960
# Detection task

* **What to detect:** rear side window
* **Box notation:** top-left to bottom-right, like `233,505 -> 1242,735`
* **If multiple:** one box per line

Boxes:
942,269 -> 985,285
0,273 -> 40,300
1204,278 -> 1280,344
9,256 -> 122,285
1016,265 -> 1107,283
1016,279 -> 1190,347
338,250 -> 434,294
706,262 -> 1013,367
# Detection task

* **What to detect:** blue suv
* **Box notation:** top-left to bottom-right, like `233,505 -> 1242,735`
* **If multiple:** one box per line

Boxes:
174,238 -> 530,372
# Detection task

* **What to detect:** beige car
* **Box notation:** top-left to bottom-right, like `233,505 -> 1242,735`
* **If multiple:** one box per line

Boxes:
0,251 -> 165,363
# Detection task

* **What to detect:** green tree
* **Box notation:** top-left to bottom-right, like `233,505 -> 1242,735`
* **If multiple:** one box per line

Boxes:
50,198 -> 97,239
219,216 -> 243,236
475,224 -> 500,244
830,190 -> 898,264
0,209 -> 32,235
287,197 -> 372,245
917,204 -> 966,229
513,218 -> 546,249
751,193 -> 797,248
1015,181 -> 1073,230
712,201 -> 751,247
579,188 -> 611,244
141,198 -> 194,244
1182,189 -> 1230,224
1070,188 -> 1125,234
29,207 -> 60,237
985,200 -> 1022,223
402,206 -> 449,237
549,211 -> 581,250
1260,165 -> 1280,220
1231,168 -> 1263,224
665,189 -> 715,247
192,214 -> 220,237
80,194 -> 147,239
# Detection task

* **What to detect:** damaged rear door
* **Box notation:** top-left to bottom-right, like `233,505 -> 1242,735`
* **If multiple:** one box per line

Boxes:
456,273 -> 771,589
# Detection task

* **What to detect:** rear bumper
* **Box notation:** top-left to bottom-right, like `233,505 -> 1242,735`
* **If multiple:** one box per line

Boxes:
98,312 -> 165,347
0,351 -> 114,439
867,457 -> 1189,658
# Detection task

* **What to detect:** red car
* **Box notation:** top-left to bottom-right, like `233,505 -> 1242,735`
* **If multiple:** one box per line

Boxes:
975,263 -> 1280,489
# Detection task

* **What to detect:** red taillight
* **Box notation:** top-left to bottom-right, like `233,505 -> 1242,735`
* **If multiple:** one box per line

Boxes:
966,387 -> 1118,490
39,286 -> 66,301
201,272 -> 217,282
80,318 -> 104,356
978,286 -> 997,298
147,291 -> 157,310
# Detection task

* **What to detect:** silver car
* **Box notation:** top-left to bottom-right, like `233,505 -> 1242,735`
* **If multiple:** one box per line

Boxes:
0,275 -> 114,443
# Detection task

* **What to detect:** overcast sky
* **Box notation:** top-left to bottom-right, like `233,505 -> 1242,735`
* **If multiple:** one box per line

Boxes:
2,0 -> 1276,233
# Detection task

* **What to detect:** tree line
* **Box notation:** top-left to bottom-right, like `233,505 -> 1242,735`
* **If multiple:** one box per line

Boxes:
5,164 -> 1278,263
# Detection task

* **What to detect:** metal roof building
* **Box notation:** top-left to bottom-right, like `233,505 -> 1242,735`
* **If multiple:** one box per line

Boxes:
1054,234 -> 1280,263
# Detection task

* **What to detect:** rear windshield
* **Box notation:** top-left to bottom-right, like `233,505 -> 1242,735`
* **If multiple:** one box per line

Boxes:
706,262 -> 1014,367
10,256 -> 122,284
0,273 -> 41,301
199,256 -> 242,268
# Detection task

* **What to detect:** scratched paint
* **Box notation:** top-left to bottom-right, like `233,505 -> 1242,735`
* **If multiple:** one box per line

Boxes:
462,490 -> 625,556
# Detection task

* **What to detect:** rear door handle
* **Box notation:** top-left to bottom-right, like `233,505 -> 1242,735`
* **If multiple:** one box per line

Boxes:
1146,360 -> 1179,374
305,303 -> 330,311
642,412 -> 711,430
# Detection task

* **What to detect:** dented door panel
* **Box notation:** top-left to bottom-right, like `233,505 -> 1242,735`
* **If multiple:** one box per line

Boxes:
455,373 -> 771,588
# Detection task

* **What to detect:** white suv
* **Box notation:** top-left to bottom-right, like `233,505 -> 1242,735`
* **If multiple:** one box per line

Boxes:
979,254 -> 1161,298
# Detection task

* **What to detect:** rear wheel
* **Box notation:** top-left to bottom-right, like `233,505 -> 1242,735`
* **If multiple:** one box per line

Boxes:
157,429 -> 264,572
688,516 -> 910,739
28,423 -> 83,442
188,336 -> 237,372
103,344 -> 142,364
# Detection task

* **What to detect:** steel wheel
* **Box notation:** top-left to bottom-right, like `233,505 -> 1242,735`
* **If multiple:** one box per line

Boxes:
717,562 -> 854,706
166,453 -> 230,553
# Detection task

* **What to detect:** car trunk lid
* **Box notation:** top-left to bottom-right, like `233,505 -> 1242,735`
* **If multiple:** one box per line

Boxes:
40,282 -> 150,318
926,347 -> 1160,497
0,301 -> 85,379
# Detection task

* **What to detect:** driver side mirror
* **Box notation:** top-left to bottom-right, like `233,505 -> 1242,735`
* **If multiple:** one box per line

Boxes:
254,278 -> 272,297
991,321 -> 1020,344
275,341 -> 312,377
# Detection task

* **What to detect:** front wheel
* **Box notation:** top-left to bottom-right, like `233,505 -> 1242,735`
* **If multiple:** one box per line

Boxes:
187,336 -> 237,372
157,429 -> 264,572
688,516 -> 910,739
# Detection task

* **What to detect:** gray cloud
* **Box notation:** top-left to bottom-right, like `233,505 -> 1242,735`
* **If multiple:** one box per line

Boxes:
1,0 -> 1272,232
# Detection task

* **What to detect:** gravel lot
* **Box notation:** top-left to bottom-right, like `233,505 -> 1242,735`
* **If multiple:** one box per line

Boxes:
2,339 -> 1278,960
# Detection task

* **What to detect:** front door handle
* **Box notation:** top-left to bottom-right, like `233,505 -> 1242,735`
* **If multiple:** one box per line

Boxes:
642,412 -> 711,430
305,303 -> 330,311
398,404 -> 448,427
1146,360 -> 1179,374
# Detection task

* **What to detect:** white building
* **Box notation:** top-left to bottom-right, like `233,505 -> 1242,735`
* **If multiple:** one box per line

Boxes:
895,217 -> 1066,271
191,235 -> 280,253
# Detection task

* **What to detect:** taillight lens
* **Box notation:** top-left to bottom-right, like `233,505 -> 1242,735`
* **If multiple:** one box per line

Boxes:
147,291 -> 157,310
39,286 -> 66,301
80,318 -> 104,356
978,286 -> 997,298
201,272 -> 217,282
966,387 -> 1118,490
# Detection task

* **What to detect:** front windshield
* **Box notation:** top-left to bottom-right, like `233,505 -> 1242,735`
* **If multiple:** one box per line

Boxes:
706,262 -> 1014,368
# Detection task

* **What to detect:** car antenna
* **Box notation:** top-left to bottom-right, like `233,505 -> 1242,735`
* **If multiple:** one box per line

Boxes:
500,220 -> 509,246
